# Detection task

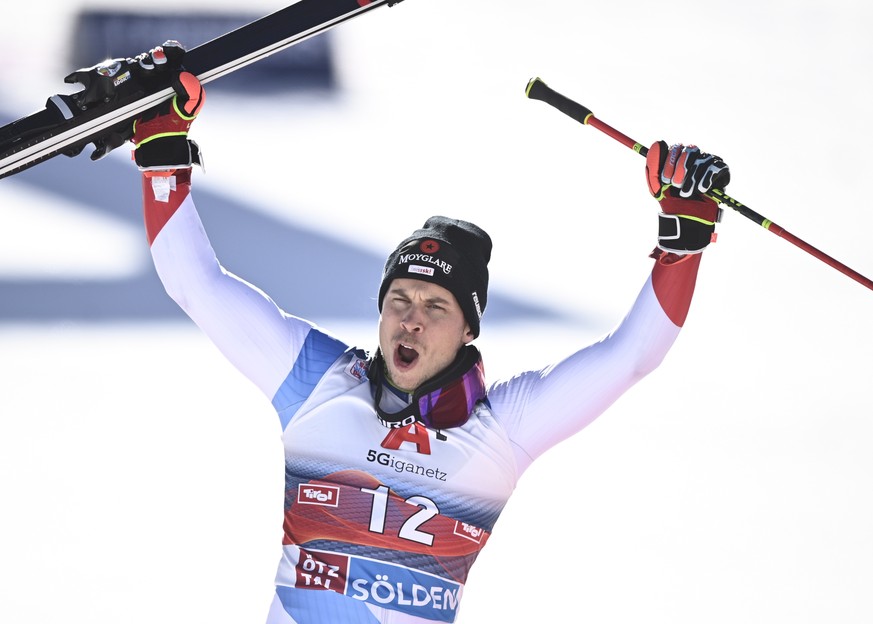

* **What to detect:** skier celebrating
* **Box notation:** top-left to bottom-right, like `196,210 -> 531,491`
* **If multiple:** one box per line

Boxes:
130,44 -> 729,623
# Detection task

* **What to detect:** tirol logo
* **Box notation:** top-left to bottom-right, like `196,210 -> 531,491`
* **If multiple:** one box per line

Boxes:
346,357 -> 368,381
297,483 -> 340,507
453,520 -> 485,544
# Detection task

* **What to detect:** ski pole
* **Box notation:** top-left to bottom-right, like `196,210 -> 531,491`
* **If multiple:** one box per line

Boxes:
525,77 -> 873,293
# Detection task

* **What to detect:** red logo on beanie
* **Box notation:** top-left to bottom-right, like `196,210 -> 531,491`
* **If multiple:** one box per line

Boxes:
419,240 -> 441,254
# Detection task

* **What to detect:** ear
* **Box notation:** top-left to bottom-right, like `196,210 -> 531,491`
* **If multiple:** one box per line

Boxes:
462,326 -> 475,344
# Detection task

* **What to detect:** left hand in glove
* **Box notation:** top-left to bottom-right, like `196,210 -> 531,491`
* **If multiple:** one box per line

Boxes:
645,141 -> 730,254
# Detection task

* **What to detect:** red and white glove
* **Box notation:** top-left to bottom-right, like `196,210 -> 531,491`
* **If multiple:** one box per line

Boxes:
63,40 -> 202,162
131,44 -> 205,173
645,141 -> 729,254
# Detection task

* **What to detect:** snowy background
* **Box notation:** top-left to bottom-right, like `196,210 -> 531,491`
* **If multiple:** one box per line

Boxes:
1,0 -> 872,622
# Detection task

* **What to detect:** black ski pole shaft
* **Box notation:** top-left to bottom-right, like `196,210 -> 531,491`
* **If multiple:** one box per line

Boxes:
525,77 -> 873,293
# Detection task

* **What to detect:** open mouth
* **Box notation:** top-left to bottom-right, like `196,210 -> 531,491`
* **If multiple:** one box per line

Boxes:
395,343 -> 419,368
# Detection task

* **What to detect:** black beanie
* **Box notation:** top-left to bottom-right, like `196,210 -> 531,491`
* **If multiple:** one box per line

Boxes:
378,216 -> 492,338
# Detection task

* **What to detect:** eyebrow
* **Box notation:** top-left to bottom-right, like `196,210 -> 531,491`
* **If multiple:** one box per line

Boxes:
389,287 -> 452,306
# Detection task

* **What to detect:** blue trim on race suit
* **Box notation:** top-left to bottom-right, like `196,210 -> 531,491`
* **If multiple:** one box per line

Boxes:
272,329 -> 350,429
277,585 -> 381,624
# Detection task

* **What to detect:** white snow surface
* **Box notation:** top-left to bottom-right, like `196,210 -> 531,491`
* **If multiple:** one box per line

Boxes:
1,1 -> 872,623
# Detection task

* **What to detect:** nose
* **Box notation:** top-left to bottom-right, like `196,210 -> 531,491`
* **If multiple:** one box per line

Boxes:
401,305 -> 425,333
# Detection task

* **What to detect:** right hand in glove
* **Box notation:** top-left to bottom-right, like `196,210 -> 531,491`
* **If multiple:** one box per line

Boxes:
64,40 -> 203,162
130,43 -> 205,173
645,141 -> 730,254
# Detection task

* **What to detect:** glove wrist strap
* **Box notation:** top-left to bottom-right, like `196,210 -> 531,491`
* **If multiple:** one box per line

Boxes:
135,138 -> 203,172
657,213 -> 717,254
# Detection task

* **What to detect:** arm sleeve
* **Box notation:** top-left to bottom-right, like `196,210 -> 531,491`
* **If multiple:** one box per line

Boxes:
142,171 -> 321,399
488,252 -> 702,473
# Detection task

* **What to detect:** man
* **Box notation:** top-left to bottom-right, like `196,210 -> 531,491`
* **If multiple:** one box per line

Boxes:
129,44 -> 728,623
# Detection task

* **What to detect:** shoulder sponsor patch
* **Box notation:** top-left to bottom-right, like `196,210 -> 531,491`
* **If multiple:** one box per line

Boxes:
346,357 -> 369,382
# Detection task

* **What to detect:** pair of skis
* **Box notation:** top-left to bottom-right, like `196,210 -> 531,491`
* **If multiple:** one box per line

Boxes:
0,0 -> 403,180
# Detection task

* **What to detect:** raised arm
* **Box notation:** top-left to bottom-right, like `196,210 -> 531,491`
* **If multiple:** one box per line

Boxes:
129,45 -> 322,400
491,142 -> 729,472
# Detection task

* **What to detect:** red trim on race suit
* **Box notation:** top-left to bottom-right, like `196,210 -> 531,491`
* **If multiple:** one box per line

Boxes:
650,250 -> 702,328
142,169 -> 192,245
